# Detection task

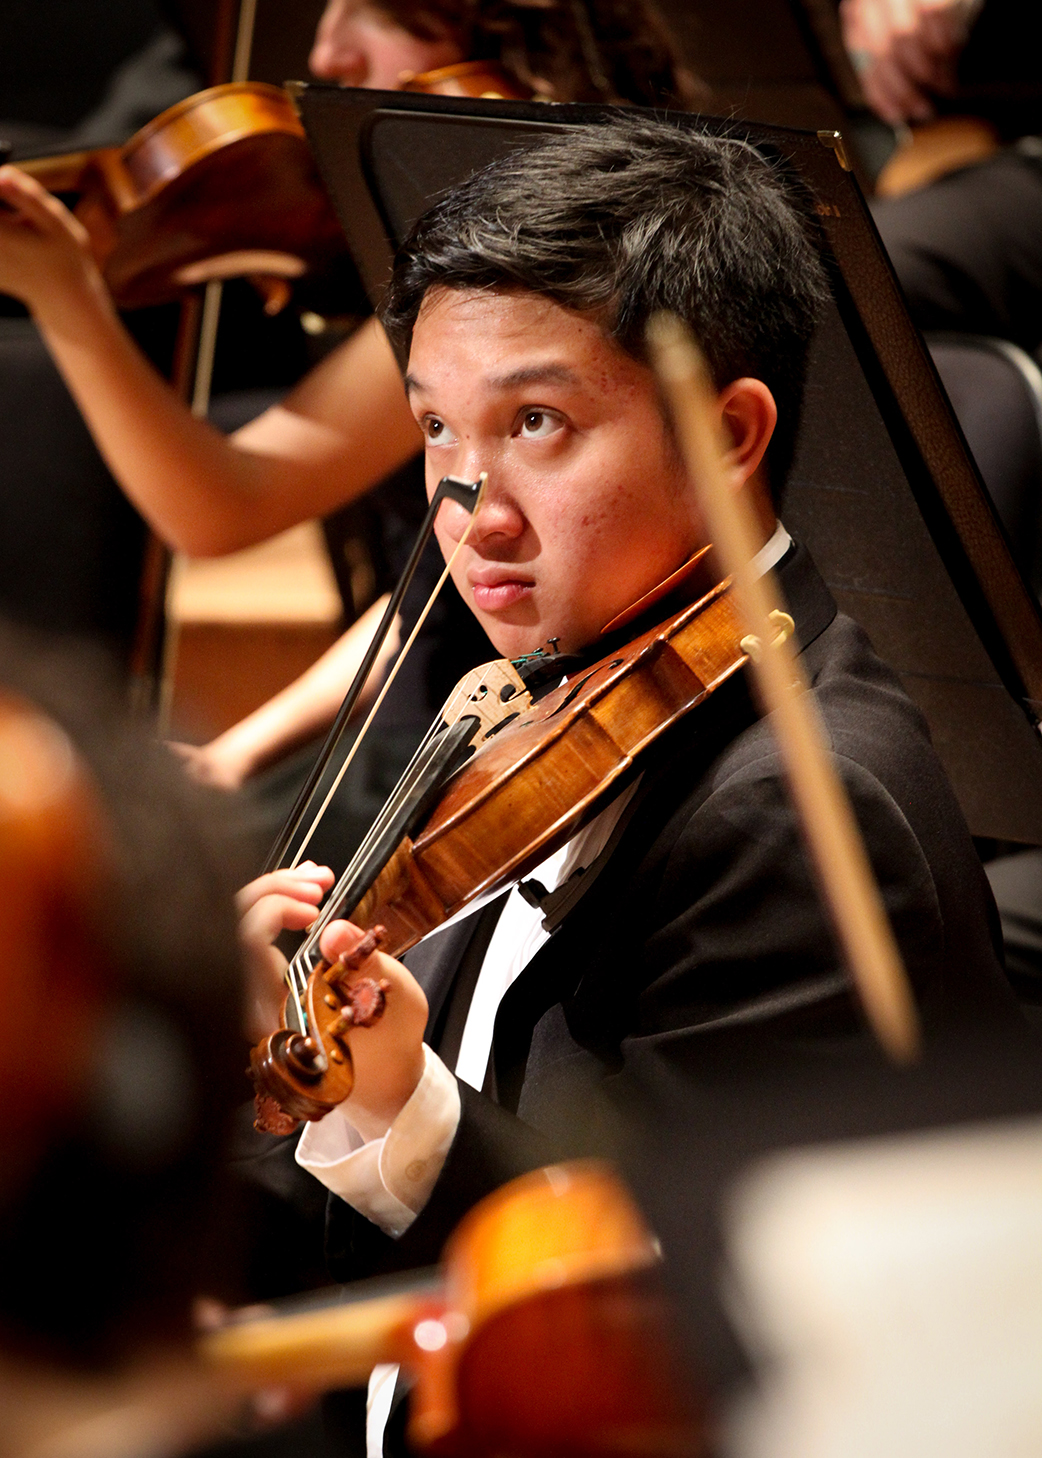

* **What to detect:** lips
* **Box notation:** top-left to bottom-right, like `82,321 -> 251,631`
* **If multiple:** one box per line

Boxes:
467,567 -> 534,613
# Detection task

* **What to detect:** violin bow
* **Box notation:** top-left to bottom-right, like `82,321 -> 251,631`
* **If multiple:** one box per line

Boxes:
648,314 -> 920,1063
264,473 -> 488,873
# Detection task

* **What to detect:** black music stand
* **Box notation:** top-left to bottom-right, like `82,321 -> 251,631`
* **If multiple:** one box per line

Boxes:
295,85 -> 1042,845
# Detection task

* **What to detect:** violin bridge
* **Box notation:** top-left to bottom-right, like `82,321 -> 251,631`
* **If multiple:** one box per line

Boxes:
437,658 -> 532,743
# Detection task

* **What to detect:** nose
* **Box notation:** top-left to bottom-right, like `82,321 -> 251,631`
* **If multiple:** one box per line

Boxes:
309,1 -> 366,83
437,475 -> 526,549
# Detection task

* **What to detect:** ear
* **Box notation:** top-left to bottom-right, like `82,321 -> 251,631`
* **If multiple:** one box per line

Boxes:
716,378 -> 777,485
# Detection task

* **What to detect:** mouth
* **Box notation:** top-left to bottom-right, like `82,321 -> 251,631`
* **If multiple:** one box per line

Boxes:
467,567 -> 535,613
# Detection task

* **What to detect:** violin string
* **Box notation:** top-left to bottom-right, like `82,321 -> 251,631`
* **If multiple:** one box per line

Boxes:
291,943 -> 312,995
267,475 -> 486,876
312,700 -> 448,912
295,657 -> 529,963
287,509 -> 485,871
295,654 -> 505,951
294,725 -> 454,965
287,954 -> 308,1034
280,732 -> 439,1010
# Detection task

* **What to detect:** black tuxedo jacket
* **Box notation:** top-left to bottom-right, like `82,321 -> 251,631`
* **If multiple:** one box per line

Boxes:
308,541 -> 1023,1287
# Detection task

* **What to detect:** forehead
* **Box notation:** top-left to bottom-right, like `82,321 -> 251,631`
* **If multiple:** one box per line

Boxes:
406,287 -> 646,395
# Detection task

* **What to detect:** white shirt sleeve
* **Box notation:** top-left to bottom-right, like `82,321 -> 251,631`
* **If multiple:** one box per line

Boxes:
295,1043 -> 461,1238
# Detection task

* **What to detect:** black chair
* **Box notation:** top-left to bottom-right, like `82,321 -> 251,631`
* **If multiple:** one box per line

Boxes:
928,333 -> 1042,591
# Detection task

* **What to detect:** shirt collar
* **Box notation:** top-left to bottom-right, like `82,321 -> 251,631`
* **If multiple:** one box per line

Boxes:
751,519 -> 793,578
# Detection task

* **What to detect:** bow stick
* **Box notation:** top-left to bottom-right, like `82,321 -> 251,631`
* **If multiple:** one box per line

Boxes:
647,314 -> 920,1063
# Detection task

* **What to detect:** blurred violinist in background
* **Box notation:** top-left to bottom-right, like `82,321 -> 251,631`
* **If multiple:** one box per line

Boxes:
0,0 -> 698,878
842,0 -> 1042,351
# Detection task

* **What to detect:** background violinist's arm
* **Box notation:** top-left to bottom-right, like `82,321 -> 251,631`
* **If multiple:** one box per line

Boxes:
0,165 -> 421,555
173,594 -> 398,789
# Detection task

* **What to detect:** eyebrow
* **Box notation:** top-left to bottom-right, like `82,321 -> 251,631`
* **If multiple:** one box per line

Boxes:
404,362 -> 581,396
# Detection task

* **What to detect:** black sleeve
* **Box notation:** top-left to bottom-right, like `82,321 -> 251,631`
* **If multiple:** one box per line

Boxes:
323,1083 -> 559,1281
633,750 -> 947,1034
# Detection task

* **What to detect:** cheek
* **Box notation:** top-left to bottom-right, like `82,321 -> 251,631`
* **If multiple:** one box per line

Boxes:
550,478 -> 644,557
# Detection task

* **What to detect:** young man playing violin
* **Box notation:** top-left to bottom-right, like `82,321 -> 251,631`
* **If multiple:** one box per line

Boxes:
239,117 -> 1025,1412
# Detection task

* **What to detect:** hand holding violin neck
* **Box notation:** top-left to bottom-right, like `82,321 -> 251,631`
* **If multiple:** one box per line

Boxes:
250,926 -> 390,1133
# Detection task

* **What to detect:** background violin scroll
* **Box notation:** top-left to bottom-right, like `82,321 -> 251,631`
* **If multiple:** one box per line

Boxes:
400,60 -> 534,101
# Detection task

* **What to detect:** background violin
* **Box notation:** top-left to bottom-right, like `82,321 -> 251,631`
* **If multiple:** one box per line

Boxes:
17,82 -> 348,313
11,58 -> 529,314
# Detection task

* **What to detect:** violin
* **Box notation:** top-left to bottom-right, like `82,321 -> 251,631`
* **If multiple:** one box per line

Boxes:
16,82 -> 348,313
12,61 -> 531,315
250,544 -> 749,1131
200,1160 -> 703,1457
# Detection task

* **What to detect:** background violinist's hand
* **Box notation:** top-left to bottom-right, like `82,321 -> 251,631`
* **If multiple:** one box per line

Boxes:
840,0 -> 973,124
319,920 -> 429,1137
237,864 -> 335,1041
0,166 -> 109,328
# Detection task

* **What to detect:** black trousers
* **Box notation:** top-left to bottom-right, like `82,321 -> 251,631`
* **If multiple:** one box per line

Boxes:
872,147 -> 1042,352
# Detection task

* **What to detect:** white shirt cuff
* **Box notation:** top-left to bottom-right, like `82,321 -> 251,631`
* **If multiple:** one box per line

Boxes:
295,1044 -> 461,1238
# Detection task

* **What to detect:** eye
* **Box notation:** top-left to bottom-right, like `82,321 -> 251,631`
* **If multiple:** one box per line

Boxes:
517,410 -> 559,440
422,414 -> 457,445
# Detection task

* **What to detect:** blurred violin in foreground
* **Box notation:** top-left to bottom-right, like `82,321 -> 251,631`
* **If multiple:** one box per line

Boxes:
202,1160 -> 704,1458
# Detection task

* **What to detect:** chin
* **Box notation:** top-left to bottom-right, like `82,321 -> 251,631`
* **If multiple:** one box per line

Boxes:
472,608 -> 540,660
485,628 -> 531,660
477,620 -> 538,661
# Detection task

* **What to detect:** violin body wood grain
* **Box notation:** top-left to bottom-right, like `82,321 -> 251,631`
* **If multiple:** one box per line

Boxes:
352,836 -> 452,955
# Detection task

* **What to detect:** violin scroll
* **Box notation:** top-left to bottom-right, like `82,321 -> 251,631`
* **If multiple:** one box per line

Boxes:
250,925 -> 389,1135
